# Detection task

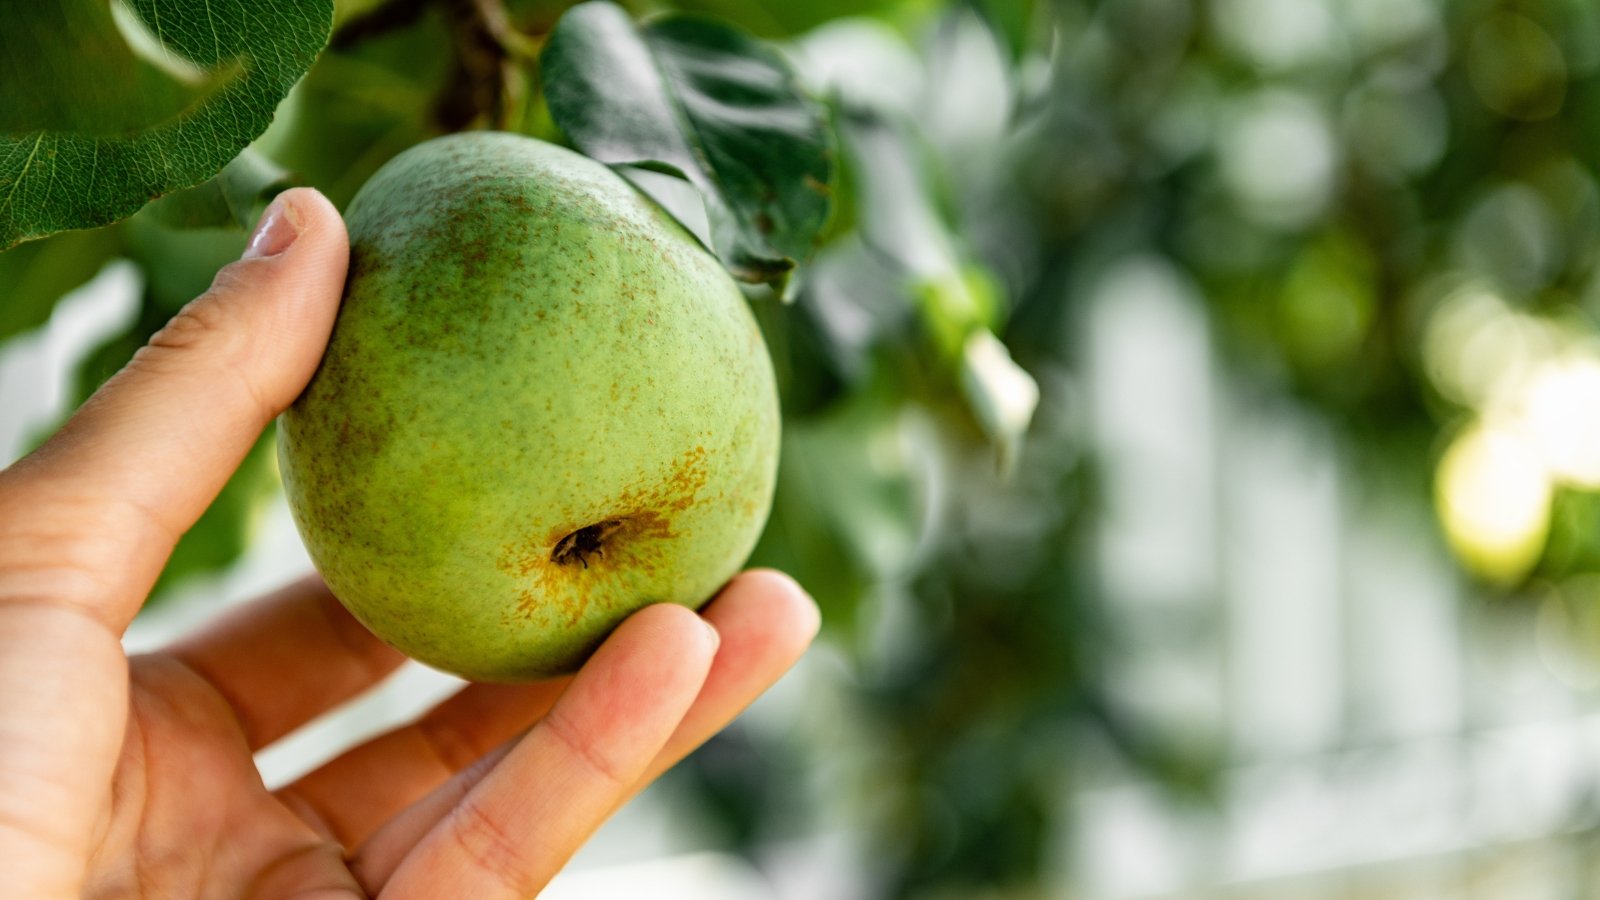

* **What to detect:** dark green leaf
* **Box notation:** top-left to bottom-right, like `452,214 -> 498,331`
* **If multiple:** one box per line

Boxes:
669,0 -> 922,39
0,226 -> 123,344
143,149 -> 295,231
0,0 -> 333,249
840,107 -> 1038,467
541,0 -> 835,294
0,2 -> 212,137
965,0 -> 1038,62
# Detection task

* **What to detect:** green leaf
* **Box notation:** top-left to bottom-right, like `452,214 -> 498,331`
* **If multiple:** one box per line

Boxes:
0,226 -> 124,344
541,0 -> 835,294
965,0 -> 1038,62
959,330 -> 1038,477
0,2 -> 214,137
838,108 -> 1037,465
838,107 -> 960,281
142,148 -> 295,230
0,0 -> 333,249
669,0 -> 930,39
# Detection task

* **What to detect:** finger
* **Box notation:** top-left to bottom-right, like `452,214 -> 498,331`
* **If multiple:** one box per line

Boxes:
357,603 -> 717,897
0,188 -> 348,630
279,679 -> 567,846
285,570 -> 815,849
630,569 -> 818,788
162,575 -> 406,750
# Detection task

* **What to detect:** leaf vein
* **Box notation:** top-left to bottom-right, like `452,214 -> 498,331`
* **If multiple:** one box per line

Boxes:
639,32 -> 772,265
0,133 -> 45,221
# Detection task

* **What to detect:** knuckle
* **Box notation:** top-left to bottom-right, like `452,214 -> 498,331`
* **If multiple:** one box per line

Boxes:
128,297 -> 274,423
416,719 -> 487,774
142,295 -> 235,358
542,708 -> 626,787
0,565 -> 111,615
448,795 -> 542,896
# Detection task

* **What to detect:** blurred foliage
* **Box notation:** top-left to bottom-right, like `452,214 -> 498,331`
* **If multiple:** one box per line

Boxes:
8,0 -> 1600,894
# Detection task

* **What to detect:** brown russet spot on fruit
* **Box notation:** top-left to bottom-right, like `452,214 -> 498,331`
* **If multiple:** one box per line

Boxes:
497,444 -> 711,624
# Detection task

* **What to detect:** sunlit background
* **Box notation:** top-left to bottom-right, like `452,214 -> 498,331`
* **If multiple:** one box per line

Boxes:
7,0 -> 1600,896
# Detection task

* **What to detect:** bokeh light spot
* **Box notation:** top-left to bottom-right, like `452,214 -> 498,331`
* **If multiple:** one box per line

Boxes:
1435,422 -> 1552,585
1219,91 -> 1336,229
1508,355 -> 1600,489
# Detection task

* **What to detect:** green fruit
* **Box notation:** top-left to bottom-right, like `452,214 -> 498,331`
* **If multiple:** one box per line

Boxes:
278,133 -> 780,682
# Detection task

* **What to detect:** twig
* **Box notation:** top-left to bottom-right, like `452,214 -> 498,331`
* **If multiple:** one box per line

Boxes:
330,0 -> 431,50
471,0 -> 545,60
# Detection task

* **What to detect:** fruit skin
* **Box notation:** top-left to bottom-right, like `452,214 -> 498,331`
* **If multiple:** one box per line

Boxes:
278,132 -> 780,682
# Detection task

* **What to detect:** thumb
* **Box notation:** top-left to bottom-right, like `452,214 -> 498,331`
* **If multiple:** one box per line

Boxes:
0,187 -> 348,626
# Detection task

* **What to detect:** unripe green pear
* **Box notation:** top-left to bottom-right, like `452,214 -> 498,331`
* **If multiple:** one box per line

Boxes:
278,132 -> 780,682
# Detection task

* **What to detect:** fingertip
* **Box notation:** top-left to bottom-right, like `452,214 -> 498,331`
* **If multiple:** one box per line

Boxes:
241,187 -> 349,307
627,570 -> 820,788
727,569 -> 821,640
202,186 -> 349,403
235,187 -> 346,272
625,602 -> 720,659
274,187 -> 348,258
593,603 -> 719,697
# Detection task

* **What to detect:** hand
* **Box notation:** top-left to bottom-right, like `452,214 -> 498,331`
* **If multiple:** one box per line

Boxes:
0,189 -> 820,898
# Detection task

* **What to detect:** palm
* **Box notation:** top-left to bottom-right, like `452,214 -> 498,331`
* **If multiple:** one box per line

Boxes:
92,657 -> 356,896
